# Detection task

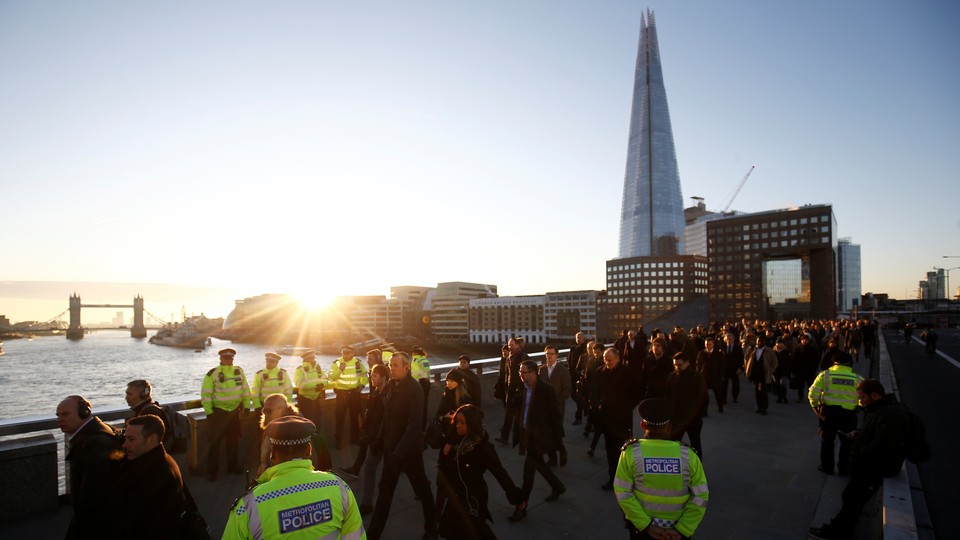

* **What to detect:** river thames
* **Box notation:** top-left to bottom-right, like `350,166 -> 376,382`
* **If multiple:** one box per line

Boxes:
0,330 -> 349,421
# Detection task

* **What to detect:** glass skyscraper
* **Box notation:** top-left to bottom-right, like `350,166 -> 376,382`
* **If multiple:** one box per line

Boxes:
837,237 -> 862,311
618,10 -> 685,258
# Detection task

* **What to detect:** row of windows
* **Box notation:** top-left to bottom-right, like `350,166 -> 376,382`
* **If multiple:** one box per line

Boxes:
714,214 -> 830,233
711,237 -> 830,252
608,261 -> 707,272
609,270 -> 708,279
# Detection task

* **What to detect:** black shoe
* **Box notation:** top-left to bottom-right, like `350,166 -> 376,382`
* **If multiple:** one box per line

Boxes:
817,465 -> 835,476
582,431 -> 589,438
572,418 -> 582,426
560,448 -> 568,467
718,407 -> 724,413
507,508 -> 527,522
495,436 -> 509,445
760,409 -> 767,415
546,485 -> 566,502
587,448 -> 595,458
547,458 -> 558,467
755,409 -> 762,414
601,480 -> 613,490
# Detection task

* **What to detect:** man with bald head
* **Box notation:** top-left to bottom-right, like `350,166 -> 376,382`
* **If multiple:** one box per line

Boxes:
56,395 -> 123,539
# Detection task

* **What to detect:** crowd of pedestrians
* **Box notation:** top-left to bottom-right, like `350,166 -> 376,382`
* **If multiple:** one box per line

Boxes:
53,315 -> 919,539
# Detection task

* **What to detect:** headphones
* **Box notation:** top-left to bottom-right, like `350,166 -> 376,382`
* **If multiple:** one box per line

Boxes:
71,395 -> 92,419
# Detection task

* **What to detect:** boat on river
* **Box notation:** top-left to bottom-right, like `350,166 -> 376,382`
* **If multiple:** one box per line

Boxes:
149,316 -> 221,349
0,341 -> 4,356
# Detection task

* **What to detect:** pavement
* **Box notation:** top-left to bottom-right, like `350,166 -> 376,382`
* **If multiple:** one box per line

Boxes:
1,353 -> 880,540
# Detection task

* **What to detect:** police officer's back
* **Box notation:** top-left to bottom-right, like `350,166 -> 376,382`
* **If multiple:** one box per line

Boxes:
224,417 -> 364,539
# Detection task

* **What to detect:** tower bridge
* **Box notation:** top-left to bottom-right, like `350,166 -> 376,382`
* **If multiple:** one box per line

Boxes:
65,293 -> 163,340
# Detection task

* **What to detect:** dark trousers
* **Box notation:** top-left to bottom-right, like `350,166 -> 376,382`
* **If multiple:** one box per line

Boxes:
753,381 -> 769,412
709,379 -> 726,411
601,424 -> 629,480
367,453 -> 437,540
520,443 -> 564,501
419,378 -> 431,427
673,418 -> 703,458
334,389 -> 362,444
722,373 -> 740,403
206,408 -> 240,475
297,395 -> 323,430
829,474 -> 883,534
820,406 -> 858,474
499,391 -> 520,440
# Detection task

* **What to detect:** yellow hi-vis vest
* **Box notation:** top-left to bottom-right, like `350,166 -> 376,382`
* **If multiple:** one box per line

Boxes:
223,459 -> 365,540
252,367 -> 294,408
201,365 -> 252,415
411,354 -> 431,381
808,365 -> 863,411
614,438 -> 709,537
294,362 -> 327,400
328,357 -> 368,391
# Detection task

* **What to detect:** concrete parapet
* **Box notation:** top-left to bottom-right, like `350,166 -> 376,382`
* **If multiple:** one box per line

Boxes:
0,434 -> 59,523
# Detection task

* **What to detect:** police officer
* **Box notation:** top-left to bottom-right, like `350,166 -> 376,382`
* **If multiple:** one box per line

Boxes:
223,416 -> 364,540
808,352 -> 863,476
411,346 -> 432,425
614,398 -> 709,540
294,350 -> 327,430
201,348 -> 252,481
328,345 -> 368,449
252,352 -> 293,413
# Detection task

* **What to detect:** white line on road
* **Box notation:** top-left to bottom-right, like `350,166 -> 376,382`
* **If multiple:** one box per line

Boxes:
910,335 -> 960,370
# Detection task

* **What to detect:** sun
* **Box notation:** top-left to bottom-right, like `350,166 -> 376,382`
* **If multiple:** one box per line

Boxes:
292,286 -> 336,312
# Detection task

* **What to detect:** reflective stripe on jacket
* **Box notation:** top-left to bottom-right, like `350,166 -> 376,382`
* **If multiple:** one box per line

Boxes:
808,365 -> 862,411
294,362 -> 327,400
328,358 -> 368,391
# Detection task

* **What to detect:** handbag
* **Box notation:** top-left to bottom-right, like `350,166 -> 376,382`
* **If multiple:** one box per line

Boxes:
180,484 -> 212,540
425,419 -> 446,449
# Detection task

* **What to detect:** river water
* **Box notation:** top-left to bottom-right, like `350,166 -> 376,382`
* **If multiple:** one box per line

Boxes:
0,330 -> 350,421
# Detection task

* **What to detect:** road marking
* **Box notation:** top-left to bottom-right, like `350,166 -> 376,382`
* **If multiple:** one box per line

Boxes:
910,335 -> 960,370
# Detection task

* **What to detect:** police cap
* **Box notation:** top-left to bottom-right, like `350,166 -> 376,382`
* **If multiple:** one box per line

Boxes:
300,350 -> 316,361
638,398 -> 673,427
266,416 -> 316,446
341,345 -> 355,353
218,348 -> 237,358
265,352 -> 281,361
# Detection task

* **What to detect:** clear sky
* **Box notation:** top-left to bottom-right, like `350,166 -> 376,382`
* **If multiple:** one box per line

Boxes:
2,0 -> 959,323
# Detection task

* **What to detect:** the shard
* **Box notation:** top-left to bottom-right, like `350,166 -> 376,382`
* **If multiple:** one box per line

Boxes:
618,10 -> 685,258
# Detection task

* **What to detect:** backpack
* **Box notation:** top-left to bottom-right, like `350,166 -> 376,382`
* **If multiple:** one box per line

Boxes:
904,407 -> 932,464
158,403 -> 191,454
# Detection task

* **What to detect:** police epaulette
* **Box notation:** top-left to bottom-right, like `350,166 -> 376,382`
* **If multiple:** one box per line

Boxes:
234,367 -> 241,376
206,367 -> 216,377
230,483 -> 257,512
621,438 -> 642,452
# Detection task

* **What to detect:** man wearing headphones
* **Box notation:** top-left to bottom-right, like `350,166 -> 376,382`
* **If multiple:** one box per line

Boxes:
56,395 -> 124,539
125,379 -> 167,430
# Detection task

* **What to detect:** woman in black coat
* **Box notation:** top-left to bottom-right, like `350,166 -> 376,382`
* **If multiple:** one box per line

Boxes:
436,405 -> 522,540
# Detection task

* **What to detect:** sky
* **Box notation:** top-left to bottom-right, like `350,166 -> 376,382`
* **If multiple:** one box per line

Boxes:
2,0 -> 959,323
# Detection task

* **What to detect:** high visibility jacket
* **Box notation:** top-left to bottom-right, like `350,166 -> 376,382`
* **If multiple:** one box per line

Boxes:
295,362 -> 328,400
223,459 -> 365,540
328,358 -> 368,391
411,354 -> 431,381
252,367 -> 294,408
808,365 -> 862,411
614,438 -> 709,537
202,365 -> 252,415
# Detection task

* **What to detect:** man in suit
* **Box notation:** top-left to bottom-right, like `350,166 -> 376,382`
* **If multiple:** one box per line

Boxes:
540,345 -> 571,466
744,335 -> 778,415
596,348 -> 642,490
508,360 -> 566,522
56,395 -> 123,539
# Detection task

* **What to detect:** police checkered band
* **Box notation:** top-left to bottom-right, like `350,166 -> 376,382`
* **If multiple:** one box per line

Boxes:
651,517 -> 677,528
642,418 -> 670,427
256,479 -> 342,503
269,436 -> 312,446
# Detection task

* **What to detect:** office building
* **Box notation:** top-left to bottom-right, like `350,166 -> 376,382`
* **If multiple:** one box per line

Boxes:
618,10 -> 686,258
837,238 -> 861,312
707,204 -> 837,321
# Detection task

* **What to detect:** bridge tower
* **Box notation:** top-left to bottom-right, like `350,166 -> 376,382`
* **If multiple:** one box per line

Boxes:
131,295 -> 147,338
66,294 -> 84,340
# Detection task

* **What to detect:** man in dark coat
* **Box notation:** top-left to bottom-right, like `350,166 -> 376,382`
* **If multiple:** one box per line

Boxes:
722,332 -> 744,404
455,355 -> 482,407
667,352 -> 708,457
810,379 -> 911,540
367,352 -> 437,540
622,330 -> 645,370
567,332 -> 588,426
696,335 -> 726,413
496,338 -> 529,444
116,414 -> 190,539
539,345 -> 571,466
56,395 -> 123,540
595,348 -> 641,490
640,338 -> 672,400
508,360 -> 566,521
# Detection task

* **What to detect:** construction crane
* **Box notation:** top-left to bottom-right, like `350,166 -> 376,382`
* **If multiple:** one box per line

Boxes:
720,164 -> 756,213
